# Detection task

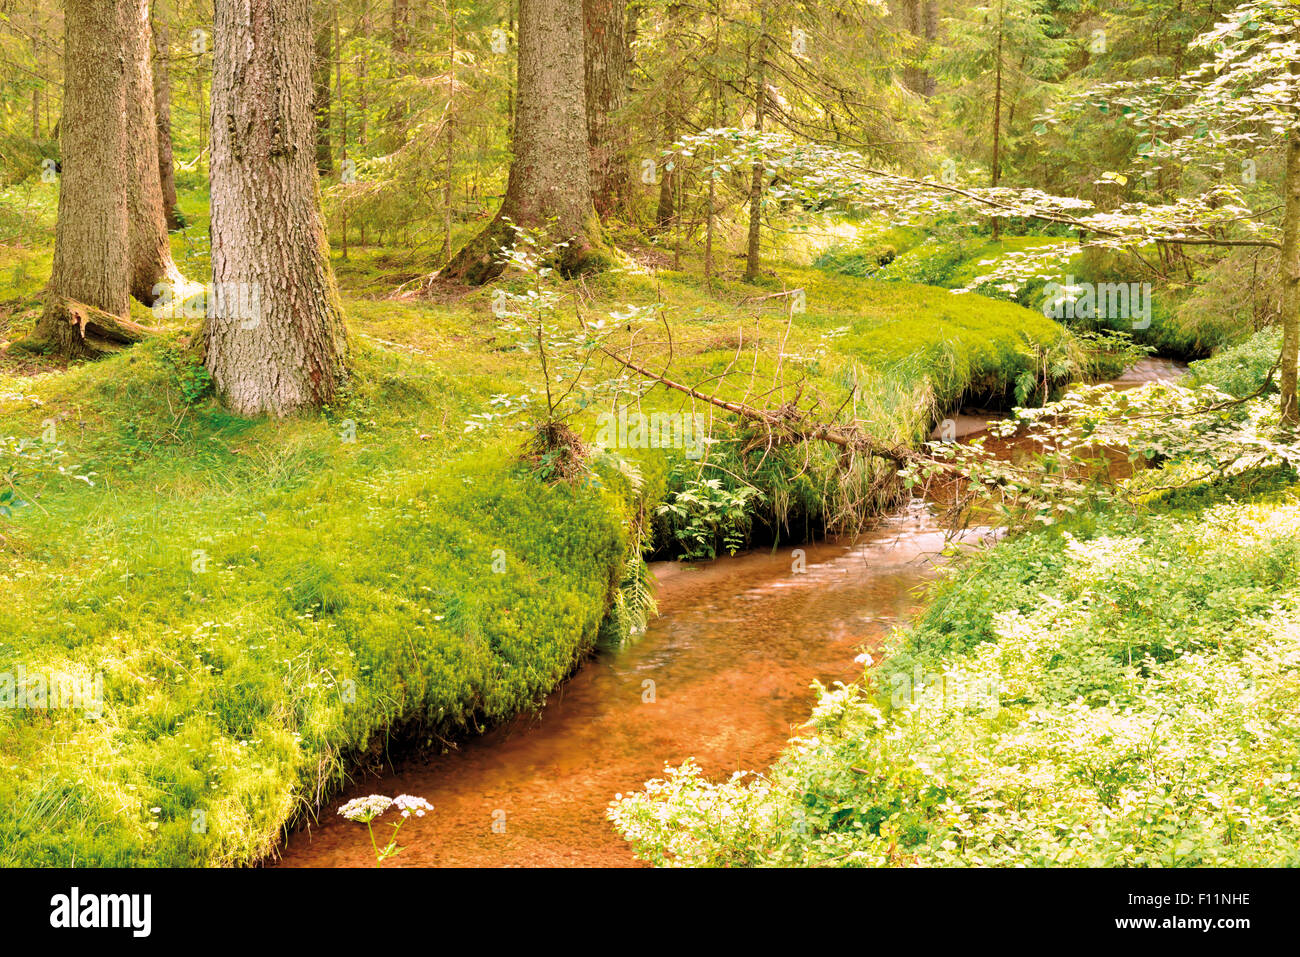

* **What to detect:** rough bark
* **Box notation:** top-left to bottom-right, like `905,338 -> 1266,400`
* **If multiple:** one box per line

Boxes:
152,0 -> 182,229
127,0 -> 185,304
902,0 -> 938,96
1279,124 -> 1300,429
35,0 -> 133,359
583,0 -> 628,217
703,1 -> 720,282
443,0 -> 600,285
206,0 -> 348,417
313,16 -> 333,174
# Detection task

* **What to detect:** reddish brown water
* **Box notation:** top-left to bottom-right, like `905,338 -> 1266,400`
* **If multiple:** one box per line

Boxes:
273,358 -> 1186,869
274,515 -> 984,867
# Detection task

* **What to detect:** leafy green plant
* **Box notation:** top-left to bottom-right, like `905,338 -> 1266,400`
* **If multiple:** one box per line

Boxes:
154,342 -> 215,407
1186,328 -> 1282,399
1071,328 -> 1153,381
599,481 -> 659,647
656,474 -> 765,560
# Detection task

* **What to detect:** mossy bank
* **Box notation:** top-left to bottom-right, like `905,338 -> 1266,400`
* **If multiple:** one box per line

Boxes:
1,215 -> 1076,865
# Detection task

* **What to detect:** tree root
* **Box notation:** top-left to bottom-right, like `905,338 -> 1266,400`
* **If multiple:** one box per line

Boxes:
439,212 -> 611,287
29,296 -> 161,360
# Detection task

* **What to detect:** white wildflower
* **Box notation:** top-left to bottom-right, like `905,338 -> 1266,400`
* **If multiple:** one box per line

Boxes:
338,794 -> 393,823
392,794 -> 434,818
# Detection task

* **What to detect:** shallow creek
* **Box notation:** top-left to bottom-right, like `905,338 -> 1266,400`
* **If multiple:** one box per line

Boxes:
274,357 -> 1186,868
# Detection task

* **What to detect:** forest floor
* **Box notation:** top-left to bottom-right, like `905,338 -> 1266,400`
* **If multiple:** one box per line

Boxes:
0,191 -> 1082,865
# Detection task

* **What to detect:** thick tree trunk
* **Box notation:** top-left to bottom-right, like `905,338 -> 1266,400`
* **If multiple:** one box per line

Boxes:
583,0 -> 628,218
35,0 -> 133,359
152,0 -> 182,230
392,0 -> 409,47
313,17 -> 333,174
1279,126 -> 1300,429
443,0 -> 599,285
703,1 -> 720,282
206,0 -> 348,417
127,0 -> 185,305
358,10 -> 370,250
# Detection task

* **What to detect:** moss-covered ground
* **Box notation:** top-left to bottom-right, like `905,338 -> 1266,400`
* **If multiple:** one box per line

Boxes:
1,186 -> 1072,865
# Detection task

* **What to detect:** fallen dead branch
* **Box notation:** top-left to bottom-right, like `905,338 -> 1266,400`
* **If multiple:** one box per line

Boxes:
599,344 -> 920,467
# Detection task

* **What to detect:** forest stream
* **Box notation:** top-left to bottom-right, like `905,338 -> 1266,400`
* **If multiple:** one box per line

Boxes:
274,358 -> 1187,868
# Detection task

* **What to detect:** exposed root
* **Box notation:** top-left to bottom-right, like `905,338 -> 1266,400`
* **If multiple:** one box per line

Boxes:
439,214 -> 610,287
523,420 -> 589,482
29,296 -> 160,360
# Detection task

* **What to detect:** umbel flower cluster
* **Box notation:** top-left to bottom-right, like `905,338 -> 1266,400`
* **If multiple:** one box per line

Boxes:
337,794 -> 435,865
338,794 -> 435,823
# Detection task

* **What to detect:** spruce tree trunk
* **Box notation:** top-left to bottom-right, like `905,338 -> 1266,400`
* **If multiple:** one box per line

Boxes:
313,18 -> 333,174
902,0 -> 938,96
152,0 -> 182,230
923,0 -> 938,96
35,0 -> 140,359
392,0 -> 409,58
583,0 -> 628,218
703,0 -> 719,282
443,0 -> 599,285
205,0 -> 348,417
902,0 -> 924,93
655,142 -> 676,228
127,0 -> 185,305
1279,125 -> 1300,429
333,4 -> 348,259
